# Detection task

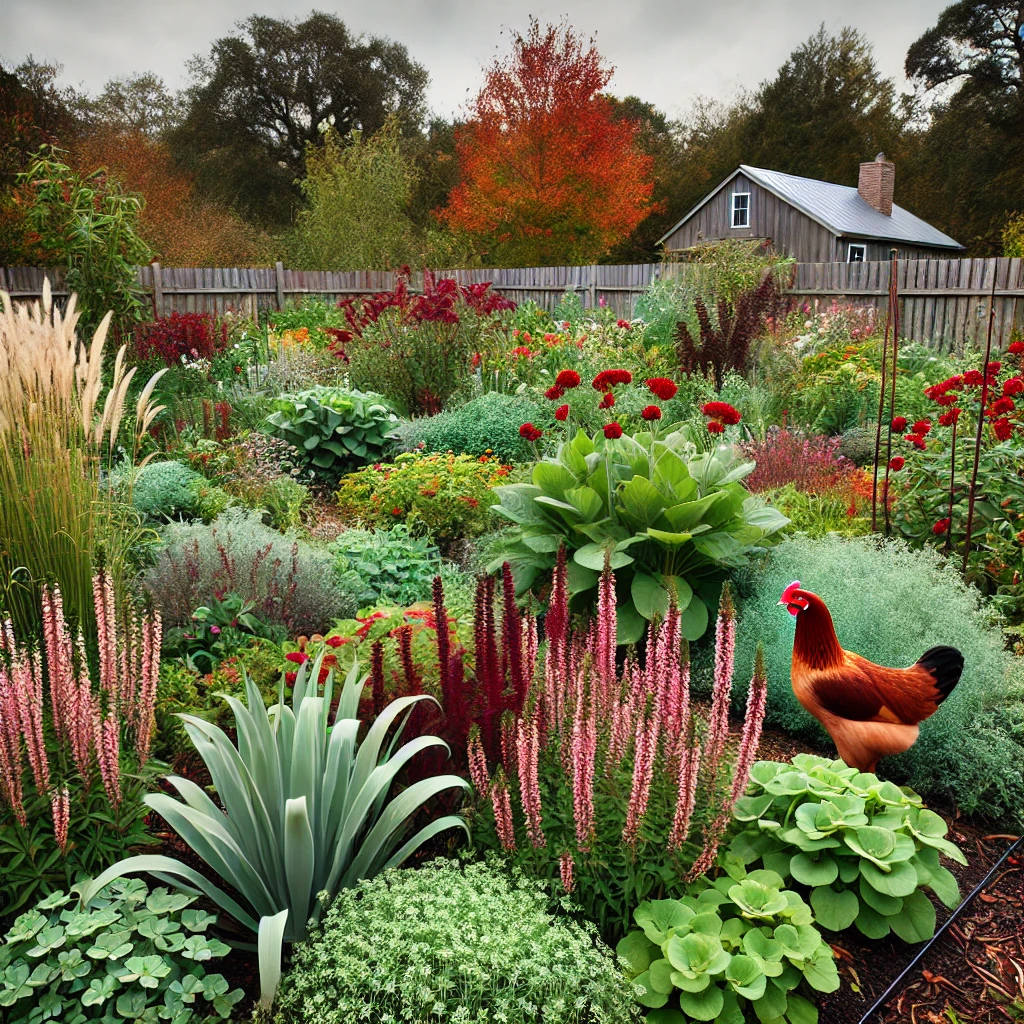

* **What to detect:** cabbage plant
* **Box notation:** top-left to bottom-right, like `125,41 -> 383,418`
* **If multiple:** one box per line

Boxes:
489,426 -> 787,641
79,654 -> 469,1006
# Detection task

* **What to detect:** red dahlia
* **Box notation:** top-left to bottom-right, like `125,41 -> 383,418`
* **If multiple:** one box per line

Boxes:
519,423 -> 543,442
988,396 -> 1016,416
602,422 -> 624,439
545,385 -> 565,400
592,368 -> 633,392
891,416 -> 908,432
1009,341 -> 1024,355
641,405 -> 662,421
912,419 -> 932,435
932,518 -> 951,535
554,404 -> 569,421
555,369 -> 581,389
993,417 -> 1015,441
1003,376 -> 1024,397
888,456 -> 905,472
646,377 -> 678,401
938,409 -> 962,427
905,433 -> 927,450
701,401 -> 741,425
962,370 -> 984,387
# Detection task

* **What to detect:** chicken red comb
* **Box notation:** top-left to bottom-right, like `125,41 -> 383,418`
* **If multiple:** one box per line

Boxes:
780,580 -> 802,605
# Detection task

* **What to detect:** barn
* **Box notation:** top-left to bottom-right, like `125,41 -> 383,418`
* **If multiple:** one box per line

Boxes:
658,155 -> 964,262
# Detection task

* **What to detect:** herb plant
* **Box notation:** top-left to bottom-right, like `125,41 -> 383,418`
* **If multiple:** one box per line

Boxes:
729,756 -> 965,941
0,878 -> 243,1022
331,525 -> 441,607
275,858 -> 639,1024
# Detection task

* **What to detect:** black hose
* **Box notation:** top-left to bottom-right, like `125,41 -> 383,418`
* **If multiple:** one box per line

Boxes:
856,834 -> 1024,1024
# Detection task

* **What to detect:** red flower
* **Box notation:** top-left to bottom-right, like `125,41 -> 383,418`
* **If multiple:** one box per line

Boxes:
1003,376 -> 1024,397
962,369 -> 985,387
285,651 -> 309,665
701,401 -> 741,425
646,377 -> 678,401
472,352 -> 481,367
591,368 -> 633,392
938,408 -> 962,427
459,496 -> 481,507
602,422 -> 624,439
987,361 -> 1002,375
932,517 -> 951,535
616,319 -> 631,329
391,507 -> 403,516
993,417 -> 1015,441
325,635 -> 348,648
554,404 -> 569,421
555,369 -> 581,389
641,405 -> 662,421
520,423 -> 543,442
888,456 -> 905,472
1008,341 -> 1024,355
285,671 -> 297,686
912,419 -> 932,435
891,416 -> 908,432
598,392 -> 615,409
706,421 -> 725,434
905,433 -> 927,450
989,396 -> 1016,416
545,385 -> 565,400
511,346 -> 534,359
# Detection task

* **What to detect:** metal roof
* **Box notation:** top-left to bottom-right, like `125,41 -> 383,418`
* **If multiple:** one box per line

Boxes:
658,165 -> 964,250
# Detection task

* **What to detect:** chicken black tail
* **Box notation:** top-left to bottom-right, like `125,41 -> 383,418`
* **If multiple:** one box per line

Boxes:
915,645 -> 964,702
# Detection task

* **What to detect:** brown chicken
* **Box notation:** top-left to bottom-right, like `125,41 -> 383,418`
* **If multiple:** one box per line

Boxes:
779,581 -> 963,772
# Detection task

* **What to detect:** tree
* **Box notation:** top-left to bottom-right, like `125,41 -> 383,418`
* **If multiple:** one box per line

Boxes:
169,12 -> 428,227
736,26 -> 909,185
438,20 -> 658,266
286,118 -> 417,270
73,73 -> 182,136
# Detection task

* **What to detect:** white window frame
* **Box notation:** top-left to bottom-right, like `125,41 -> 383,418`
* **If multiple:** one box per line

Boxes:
847,243 -> 867,263
730,192 -> 750,229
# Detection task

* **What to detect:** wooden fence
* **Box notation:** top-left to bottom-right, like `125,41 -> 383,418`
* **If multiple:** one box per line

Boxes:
2,257 -> 1022,350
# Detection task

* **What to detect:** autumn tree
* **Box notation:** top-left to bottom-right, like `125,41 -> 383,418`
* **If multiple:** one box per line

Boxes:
439,20 -> 657,266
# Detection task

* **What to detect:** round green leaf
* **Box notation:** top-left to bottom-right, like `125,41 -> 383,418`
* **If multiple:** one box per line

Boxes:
678,594 -> 709,641
888,889 -> 936,943
809,886 -> 859,932
860,859 -> 919,898
790,853 -> 838,887
677,983 -> 725,1021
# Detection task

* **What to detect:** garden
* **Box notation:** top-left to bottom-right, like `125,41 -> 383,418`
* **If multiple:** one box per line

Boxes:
1,231 -> 1023,1024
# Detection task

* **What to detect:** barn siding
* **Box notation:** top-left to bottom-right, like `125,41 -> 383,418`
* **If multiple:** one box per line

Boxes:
663,174 -> 959,264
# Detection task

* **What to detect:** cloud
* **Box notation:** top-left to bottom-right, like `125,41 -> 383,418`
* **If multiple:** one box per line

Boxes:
1,0 -> 947,120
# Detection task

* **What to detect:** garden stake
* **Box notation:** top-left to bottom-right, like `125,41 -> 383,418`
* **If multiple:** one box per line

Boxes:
870,286 -> 891,532
882,249 -> 900,536
944,413 -> 958,554
857,835 -> 1024,1024
962,272 -> 999,574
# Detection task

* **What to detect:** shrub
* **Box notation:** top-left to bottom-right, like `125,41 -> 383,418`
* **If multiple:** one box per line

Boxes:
0,573 -> 161,917
617,862 -> 838,1023
119,459 -> 233,523
264,386 -> 399,485
489,425 -> 787,642
0,877 -> 243,1022
730,756 -> 965,942
267,297 -> 346,350
837,424 -> 878,467
733,534 -> 1024,821
396,391 -> 550,462
759,485 -> 871,539
143,509 -> 356,635
274,858 -> 639,1024
81,656 -> 470,1006
335,451 -> 511,546
331,525 -> 441,608
741,428 -> 856,495
134,311 -> 229,366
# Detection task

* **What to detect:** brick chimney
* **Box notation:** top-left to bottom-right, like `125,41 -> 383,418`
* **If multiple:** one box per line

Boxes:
858,153 -> 895,216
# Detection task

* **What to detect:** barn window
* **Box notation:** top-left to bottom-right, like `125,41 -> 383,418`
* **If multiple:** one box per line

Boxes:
847,243 -> 867,263
730,192 -> 750,228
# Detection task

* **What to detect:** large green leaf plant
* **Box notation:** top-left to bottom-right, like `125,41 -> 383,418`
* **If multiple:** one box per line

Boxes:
729,756 -> 965,943
78,653 -> 469,1007
489,425 -> 788,641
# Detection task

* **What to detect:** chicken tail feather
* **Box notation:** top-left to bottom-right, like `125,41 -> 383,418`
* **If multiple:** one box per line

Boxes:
915,645 -> 964,702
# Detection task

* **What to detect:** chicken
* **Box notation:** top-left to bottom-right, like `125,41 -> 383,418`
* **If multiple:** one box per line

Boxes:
779,581 -> 963,773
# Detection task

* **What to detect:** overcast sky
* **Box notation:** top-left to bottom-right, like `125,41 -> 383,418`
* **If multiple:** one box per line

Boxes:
3,0 -> 948,121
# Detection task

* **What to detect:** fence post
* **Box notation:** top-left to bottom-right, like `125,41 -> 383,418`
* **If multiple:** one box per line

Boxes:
150,262 -> 162,319
274,261 -> 286,310
588,266 -> 597,309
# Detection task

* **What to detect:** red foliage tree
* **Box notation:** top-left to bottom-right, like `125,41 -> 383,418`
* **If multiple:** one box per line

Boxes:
438,20 -> 658,266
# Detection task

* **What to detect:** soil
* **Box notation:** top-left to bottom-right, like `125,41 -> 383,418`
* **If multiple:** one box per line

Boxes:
756,727 -> 1023,1024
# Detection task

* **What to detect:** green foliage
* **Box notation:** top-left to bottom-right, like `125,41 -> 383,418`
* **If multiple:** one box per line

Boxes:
617,862 -> 838,1024
335,451 -> 512,546
395,391 -> 549,462
118,460 -> 232,523
1004,213 -> 1024,257
330,525 -> 440,608
761,485 -> 871,539
275,858 -> 639,1024
287,120 -> 419,270
490,426 -> 788,642
0,877 -> 243,1022
267,299 -> 345,350
264,386 -> 399,485
18,146 -> 152,331
837,425 -> 878,467
730,756 -> 965,942
80,655 -> 469,1005
733,535 -> 1024,821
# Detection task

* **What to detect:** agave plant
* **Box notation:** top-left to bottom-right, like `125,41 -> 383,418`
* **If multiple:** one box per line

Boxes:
78,652 -> 469,1006
489,425 -> 788,641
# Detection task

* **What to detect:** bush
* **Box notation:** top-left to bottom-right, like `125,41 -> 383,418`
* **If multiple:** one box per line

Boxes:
144,509 -> 356,635
395,391 -> 550,462
264,387 -> 399,485
730,756 -> 965,942
733,534 -> 1024,821
0,877 -> 243,1022
335,451 -> 512,546
760,485 -> 871,539
837,424 -> 878,467
134,311 -> 229,366
331,525 -> 441,608
274,858 -> 639,1024
119,459 -> 233,523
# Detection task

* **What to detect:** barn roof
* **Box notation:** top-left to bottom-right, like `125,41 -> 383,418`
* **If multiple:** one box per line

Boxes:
658,165 -> 964,251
